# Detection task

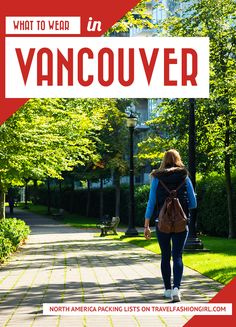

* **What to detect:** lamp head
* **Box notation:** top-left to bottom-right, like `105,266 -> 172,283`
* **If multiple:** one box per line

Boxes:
126,112 -> 137,128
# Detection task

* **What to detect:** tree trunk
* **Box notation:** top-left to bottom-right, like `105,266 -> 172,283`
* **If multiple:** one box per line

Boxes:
114,171 -> 121,217
0,188 -> 6,219
58,180 -> 63,213
86,179 -> 91,217
219,47 -> 234,238
99,178 -> 104,219
47,178 -> 51,215
33,180 -> 38,204
225,119 -> 235,238
24,180 -> 29,209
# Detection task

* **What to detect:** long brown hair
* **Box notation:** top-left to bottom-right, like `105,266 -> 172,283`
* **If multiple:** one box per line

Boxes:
159,149 -> 184,170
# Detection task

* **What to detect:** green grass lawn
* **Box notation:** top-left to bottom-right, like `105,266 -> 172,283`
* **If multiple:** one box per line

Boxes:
183,236 -> 236,285
63,214 -> 98,229
18,202 -> 57,215
18,204 -> 236,285
17,203 -> 98,228
116,232 -> 236,285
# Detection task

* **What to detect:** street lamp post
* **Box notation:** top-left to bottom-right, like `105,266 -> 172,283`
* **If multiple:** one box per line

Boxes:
185,98 -> 204,250
125,113 -> 139,236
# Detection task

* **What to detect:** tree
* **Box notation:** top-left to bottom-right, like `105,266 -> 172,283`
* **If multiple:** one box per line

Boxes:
107,0 -> 159,34
71,99 -> 130,218
0,1 -> 172,220
0,98 -> 117,218
138,0 -> 236,237
96,99 -> 130,217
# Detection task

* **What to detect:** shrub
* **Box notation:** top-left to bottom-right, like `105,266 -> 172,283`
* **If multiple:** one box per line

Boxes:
134,184 -> 151,226
32,184 -> 130,224
196,173 -> 236,237
0,218 -> 31,262
0,234 -> 12,262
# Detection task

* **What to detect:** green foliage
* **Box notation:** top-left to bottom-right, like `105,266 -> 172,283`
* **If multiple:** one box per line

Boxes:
136,0 -> 236,237
29,171 -> 236,235
30,182 -> 151,227
77,99 -> 129,182
138,0 -> 236,171
0,234 -> 12,262
134,184 -> 152,226
0,98 -> 128,219
139,5 -> 236,172
0,98 -> 122,190
33,184 -> 130,223
197,173 -> 236,236
0,218 -> 31,262
107,0 -> 159,34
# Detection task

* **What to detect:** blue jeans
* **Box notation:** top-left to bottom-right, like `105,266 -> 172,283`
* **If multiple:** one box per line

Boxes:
156,227 -> 189,290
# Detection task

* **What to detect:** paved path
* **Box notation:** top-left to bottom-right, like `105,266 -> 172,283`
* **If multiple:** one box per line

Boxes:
0,208 -> 223,327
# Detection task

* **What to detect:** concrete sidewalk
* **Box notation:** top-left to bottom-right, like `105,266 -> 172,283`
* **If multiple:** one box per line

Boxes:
0,208 -> 223,327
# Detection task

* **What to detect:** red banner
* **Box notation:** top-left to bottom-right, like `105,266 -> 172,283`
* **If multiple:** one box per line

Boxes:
185,277 -> 236,326
0,0 -> 140,123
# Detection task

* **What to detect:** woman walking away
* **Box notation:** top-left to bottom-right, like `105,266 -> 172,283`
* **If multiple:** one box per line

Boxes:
144,149 -> 197,302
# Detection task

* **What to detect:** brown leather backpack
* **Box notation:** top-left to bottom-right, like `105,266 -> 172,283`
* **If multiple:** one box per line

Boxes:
157,179 -> 188,233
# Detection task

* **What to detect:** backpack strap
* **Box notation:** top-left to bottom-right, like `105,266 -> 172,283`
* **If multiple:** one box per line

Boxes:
159,178 -> 187,194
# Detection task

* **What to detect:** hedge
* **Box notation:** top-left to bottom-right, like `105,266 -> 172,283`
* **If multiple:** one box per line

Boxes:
34,185 -> 131,223
196,174 -> 236,237
0,218 -> 31,262
30,173 -> 236,236
29,183 -> 154,226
